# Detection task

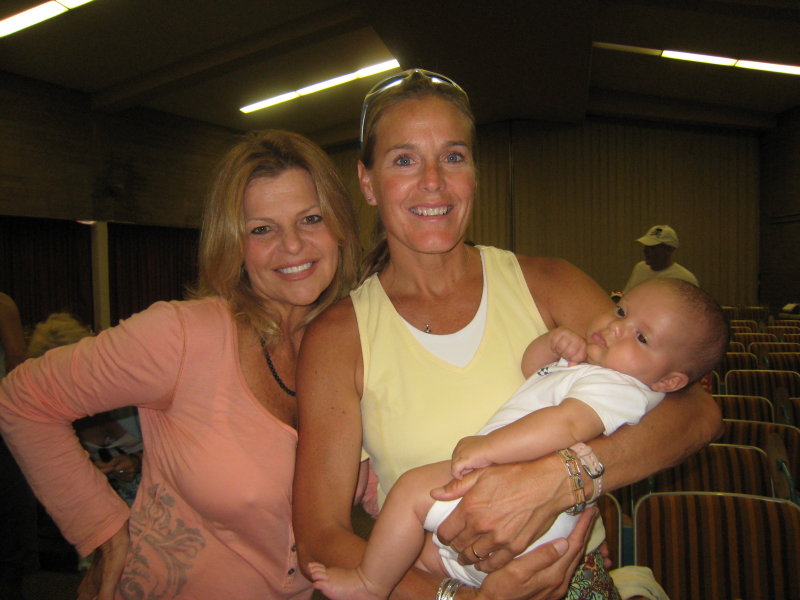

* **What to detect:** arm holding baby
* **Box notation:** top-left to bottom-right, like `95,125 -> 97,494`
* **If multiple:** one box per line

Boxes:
452,329 -> 602,480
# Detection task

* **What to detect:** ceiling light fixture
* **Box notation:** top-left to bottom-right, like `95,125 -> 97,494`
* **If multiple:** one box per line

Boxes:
593,42 -> 800,77
0,0 -> 95,38
735,60 -> 800,76
661,50 -> 736,66
240,59 -> 400,114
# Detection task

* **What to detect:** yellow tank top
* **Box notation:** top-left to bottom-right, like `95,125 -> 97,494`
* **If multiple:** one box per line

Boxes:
351,246 -> 548,504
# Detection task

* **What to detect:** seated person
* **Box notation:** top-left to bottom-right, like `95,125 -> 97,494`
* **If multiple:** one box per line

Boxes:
73,411 -> 143,506
308,278 -> 727,599
27,313 -> 143,504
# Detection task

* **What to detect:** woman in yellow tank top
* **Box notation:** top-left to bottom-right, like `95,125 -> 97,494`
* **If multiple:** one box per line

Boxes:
293,70 -> 721,600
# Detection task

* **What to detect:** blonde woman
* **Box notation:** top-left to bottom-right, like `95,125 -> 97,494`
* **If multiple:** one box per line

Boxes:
0,130 -> 360,600
293,70 -> 721,600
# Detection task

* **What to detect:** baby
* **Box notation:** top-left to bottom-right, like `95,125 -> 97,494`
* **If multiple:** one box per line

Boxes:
309,278 -> 728,599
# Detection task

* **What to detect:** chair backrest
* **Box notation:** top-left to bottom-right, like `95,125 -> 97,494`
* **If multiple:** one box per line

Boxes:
765,352 -> 800,373
729,326 -> 751,335
596,494 -> 622,569
784,333 -> 800,344
713,394 -> 774,422
633,492 -> 800,600
750,342 -> 800,364
717,352 -> 758,376
718,418 -> 800,486
721,305 -> 738,321
723,368 -> 800,399
765,325 -> 800,340
727,341 -> 746,353
729,319 -> 758,332
736,306 -> 770,323
732,332 -> 778,350
773,392 -> 800,428
648,443 -> 773,497
772,319 -> 800,328
705,370 -> 720,394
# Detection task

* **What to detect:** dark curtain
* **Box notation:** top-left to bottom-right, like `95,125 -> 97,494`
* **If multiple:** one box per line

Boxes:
0,216 -> 93,331
108,223 -> 199,325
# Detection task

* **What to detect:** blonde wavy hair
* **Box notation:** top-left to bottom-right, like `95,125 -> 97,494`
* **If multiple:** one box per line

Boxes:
190,130 -> 360,343
27,313 -> 93,358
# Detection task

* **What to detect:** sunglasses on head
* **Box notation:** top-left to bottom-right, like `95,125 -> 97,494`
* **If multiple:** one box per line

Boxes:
359,68 -> 468,147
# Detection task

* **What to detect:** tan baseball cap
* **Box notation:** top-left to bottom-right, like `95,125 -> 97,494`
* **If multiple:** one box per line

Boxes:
636,225 -> 679,248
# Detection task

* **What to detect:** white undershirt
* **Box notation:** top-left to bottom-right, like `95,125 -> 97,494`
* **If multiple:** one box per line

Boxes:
403,250 -> 488,368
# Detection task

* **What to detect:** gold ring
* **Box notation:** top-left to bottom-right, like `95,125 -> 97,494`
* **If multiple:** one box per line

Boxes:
471,544 -> 488,561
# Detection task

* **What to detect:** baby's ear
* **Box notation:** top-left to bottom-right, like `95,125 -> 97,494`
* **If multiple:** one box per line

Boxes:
651,371 -> 689,393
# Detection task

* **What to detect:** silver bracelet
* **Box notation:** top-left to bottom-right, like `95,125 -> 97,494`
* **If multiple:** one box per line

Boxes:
435,577 -> 462,600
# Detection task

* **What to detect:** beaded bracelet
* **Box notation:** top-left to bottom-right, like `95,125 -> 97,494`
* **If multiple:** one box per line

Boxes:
557,448 -> 586,515
570,442 -> 604,504
435,578 -> 462,599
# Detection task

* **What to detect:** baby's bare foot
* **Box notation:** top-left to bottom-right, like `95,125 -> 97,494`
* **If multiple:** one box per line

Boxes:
307,562 -> 387,600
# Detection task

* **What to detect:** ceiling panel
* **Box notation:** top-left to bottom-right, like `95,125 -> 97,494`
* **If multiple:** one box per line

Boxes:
1,0 -> 799,146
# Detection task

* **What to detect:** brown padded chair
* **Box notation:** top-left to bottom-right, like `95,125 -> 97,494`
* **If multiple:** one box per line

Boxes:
750,342 -> 800,366
723,368 -> 800,399
646,443 -> 774,497
765,325 -> 800,340
713,394 -> 774,422
721,305 -> 739,321
729,319 -> 758,332
784,333 -> 800,344
596,494 -> 622,569
633,492 -> 800,600
718,419 -> 800,498
731,332 -> 778,350
765,352 -> 800,373
729,326 -> 751,335
717,352 -> 758,377
735,306 -> 770,323
773,390 -> 800,428
706,370 -> 721,394
772,319 -> 800,328
727,341 -> 746,353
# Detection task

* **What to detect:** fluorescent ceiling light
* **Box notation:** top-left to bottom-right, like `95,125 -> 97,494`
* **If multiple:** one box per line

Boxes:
592,42 -> 660,57
661,50 -> 736,66
735,60 -> 800,76
0,0 -> 95,38
593,41 -> 800,77
240,59 -> 400,114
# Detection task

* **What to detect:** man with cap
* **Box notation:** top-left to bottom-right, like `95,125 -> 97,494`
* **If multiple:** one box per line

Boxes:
622,225 -> 698,294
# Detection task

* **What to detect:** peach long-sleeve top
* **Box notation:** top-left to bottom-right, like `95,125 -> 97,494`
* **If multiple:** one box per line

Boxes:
0,297 -> 311,599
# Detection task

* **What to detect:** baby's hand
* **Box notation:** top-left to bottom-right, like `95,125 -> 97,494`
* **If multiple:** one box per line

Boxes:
451,435 -> 492,479
549,327 -> 587,365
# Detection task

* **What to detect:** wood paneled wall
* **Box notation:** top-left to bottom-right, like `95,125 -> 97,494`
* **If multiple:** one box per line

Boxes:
760,107 -> 800,314
2,70 -> 792,310
510,119 -> 759,305
0,72 -> 237,228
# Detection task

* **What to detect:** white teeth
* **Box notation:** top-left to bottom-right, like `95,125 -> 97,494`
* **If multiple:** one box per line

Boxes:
411,206 -> 451,217
277,262 -> 312,274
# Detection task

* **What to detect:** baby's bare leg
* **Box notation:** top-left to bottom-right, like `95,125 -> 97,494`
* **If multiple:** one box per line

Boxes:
310,460 -> 454,600
415,531 -> 451,577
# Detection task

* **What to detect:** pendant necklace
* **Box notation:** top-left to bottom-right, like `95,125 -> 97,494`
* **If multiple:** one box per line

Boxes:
260,339 -> 296,397
423,324 -> 432,334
